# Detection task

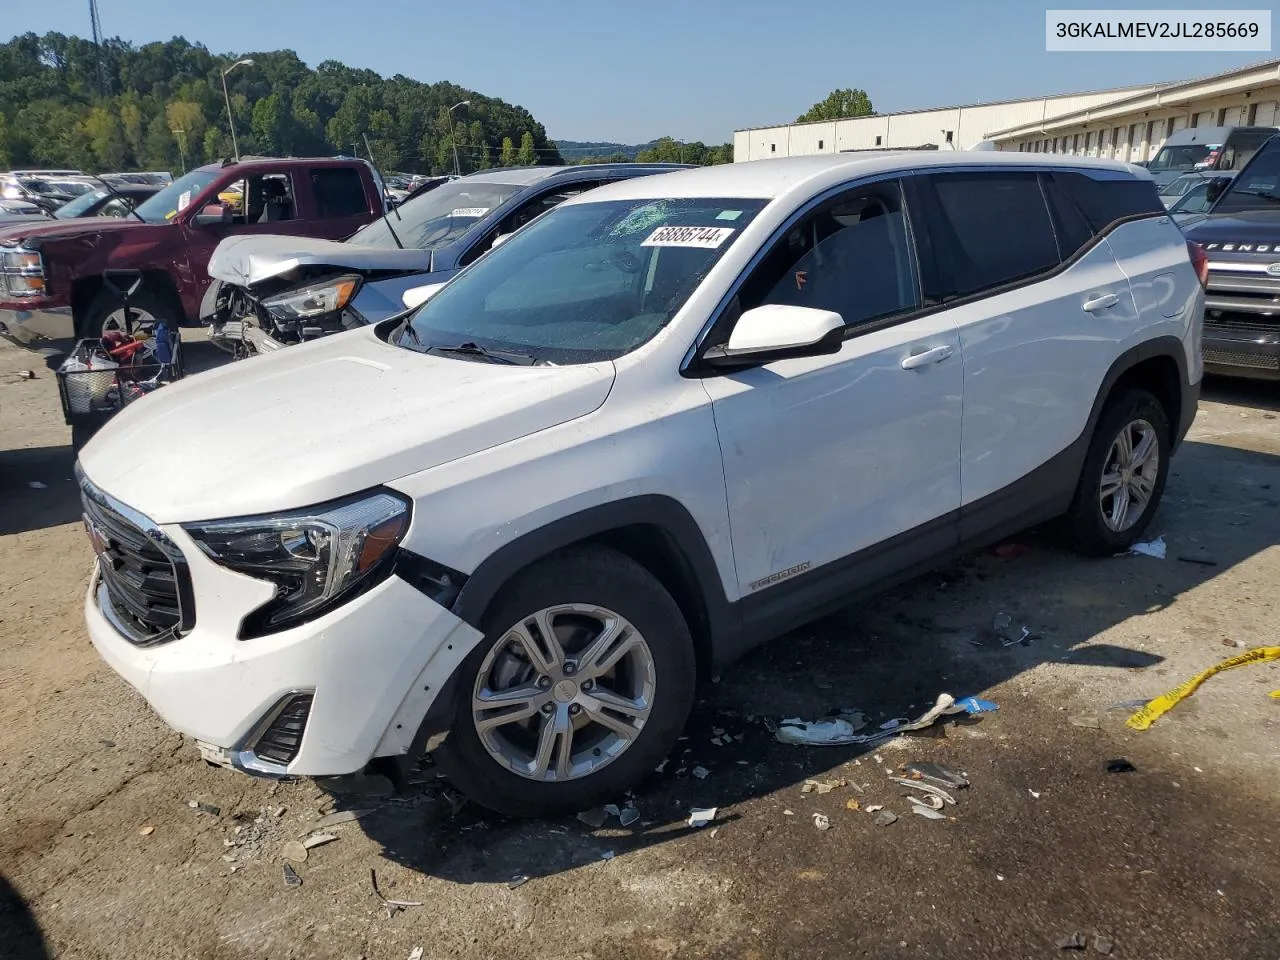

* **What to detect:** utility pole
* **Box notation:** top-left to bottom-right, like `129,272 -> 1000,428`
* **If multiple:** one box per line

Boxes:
220,59 -> 254,161
171,128 -> 187,174
88,0 -> 107,96
448,101 -> 470,177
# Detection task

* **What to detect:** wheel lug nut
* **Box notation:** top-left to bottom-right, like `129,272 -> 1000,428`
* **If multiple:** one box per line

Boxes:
538,676 -> 552,689
541,703 -> 554,715
563,662 -> 576,676
581,679 -> 594,691
568,704 -> 581,716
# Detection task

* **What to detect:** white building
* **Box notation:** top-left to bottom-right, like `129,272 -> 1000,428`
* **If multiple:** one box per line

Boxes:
734,58 -> 1280,164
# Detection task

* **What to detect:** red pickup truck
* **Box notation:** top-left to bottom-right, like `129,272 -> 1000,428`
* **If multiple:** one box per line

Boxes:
0,156 -> 384,346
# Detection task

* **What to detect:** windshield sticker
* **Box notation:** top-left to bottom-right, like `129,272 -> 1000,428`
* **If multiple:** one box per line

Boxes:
176,190 -> 192,212
451,207 -> 489,218
641,225 -> 735,249
716,209 -> 744,221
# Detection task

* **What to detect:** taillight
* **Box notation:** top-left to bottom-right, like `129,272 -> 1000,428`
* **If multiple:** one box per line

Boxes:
1187,240 -> 1209,288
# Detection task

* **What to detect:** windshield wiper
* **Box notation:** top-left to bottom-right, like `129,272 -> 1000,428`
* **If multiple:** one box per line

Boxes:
1229,188 -> 1280,203
397,317 -> 422,347
428,342 -> 536,365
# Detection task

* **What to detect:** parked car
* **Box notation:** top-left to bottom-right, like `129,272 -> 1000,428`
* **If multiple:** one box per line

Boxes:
0,156 -> 385,348
1182,133 -> 1280,379
1167,173 -> 1235,224
0,174 -> 85,214
0,183 -> 160,230
78,152 -> 1203,815
200,163 -> 691,354
1159,170 -> 1217,208
1145,125 -> 1277,191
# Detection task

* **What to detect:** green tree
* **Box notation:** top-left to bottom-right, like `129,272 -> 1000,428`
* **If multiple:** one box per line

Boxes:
516,130 -> 536,165
142,111 -> 175,168
250,92 -> 289,155
796,88 -> 874,123
84,105 -> 127,168
0,111 -> 10,167
477,143 -> 492,169
499,136 -> 515,166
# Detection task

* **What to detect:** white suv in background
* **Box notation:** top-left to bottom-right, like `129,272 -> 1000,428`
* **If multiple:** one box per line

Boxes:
79,154 -> 1205,816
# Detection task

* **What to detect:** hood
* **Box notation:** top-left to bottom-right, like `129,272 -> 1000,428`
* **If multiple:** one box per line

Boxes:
208,233 -> 432,287
77,327 -> 615,523
0,213 -> 53,230
1183,210 -> 1280,245
350,271 -> 458,324
0,216 -> 153,245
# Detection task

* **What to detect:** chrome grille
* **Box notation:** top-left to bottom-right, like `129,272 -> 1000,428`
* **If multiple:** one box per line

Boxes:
1204,348 -> 1280,371
78,469 -> 194,645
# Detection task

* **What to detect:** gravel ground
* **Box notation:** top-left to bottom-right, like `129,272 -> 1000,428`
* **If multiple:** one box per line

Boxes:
2,337 -> 1278,960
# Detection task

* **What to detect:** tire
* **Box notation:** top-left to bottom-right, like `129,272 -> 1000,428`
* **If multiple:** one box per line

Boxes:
79,286 -> 174,339
1064,388 -> 1171,556
433,546 -> 696,817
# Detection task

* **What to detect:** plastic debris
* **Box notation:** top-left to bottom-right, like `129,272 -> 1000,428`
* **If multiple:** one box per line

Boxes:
19,369 -> 35,379
1222,638 -> 1244,648
1056,932 -> 1086,950
687,807 -> 717,828
812,813 -> 830,831
281,841 -> 308,863
1111,698 -> 1149,710
28,481 -> 46,490
692,766 -> 710,780
911,793 -> 945,811
1269,690 -> 1280,700
873,810 -> 899,826
370,868 -> 424,919
196,802 -> 221,816
993,612 -> 1013,634
994,542 -> 1029,560
801,778 -> 841,795
777,693 -> 992,746
909,798 -> 947,820
619,805 -> 640,827
846,799 -> 860,811
903,762 -> 969,789
890,778 -> 955,805
138,825 -> 155,836
783,809 -> 794,816
1106,758 -> 1137,774
1094,935 -> 1114,955
308,809 -> 375,832
508,874 -> 529,890
864,805 -> 884,814
1069,715 -> 1101,729
654,758 -> 669,774
1127,535 -> 1167,559
1127,646 -> 1280,730
1028,790 -> 1041,800
600,850 -> 616,861
302,833 -> 337,850
577,807 -> 609,828
282,863 -> 302,887
408,949 -> 425,960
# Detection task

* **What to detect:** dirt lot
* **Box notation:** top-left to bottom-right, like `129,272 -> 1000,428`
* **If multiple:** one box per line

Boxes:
2,337 -> 1279,960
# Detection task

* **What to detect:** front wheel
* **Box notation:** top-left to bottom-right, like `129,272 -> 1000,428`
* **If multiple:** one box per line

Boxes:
1064,388 -> 1171,556
79,286 -> 173,339
433,547 -> 696,817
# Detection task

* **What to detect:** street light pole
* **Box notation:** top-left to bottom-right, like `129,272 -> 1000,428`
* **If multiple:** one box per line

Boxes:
448,100 -> 470,177
221,58 -> 254,161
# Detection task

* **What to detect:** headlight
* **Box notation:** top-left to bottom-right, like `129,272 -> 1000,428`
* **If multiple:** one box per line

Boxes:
2,250 -> 42,272
262,275 -> 359,321
184,490 -> 410,638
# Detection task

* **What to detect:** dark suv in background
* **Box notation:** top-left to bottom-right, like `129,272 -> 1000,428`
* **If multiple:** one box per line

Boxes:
1183,133 -> 1280,380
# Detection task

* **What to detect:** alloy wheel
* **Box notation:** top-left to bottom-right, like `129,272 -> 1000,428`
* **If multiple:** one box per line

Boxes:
1099,417 -> 1160,532
470,603 -> 656,782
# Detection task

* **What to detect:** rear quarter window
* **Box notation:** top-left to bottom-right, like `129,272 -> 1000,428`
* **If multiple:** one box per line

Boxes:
1047,172 -> 1162,233
311,167 -> 368,218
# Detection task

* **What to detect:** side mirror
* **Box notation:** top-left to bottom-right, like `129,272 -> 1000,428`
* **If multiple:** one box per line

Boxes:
194,203 -> 232,226
1205,177 -> 1229,206
703,304 -> 845,368
401,282 -> 445,310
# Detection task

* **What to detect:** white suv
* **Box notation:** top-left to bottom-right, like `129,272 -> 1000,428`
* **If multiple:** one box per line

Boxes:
80,153 -> 1205,816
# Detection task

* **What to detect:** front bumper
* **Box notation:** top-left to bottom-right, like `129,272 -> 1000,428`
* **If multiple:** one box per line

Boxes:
0,304 -> 73,346
1203,325 -> 1280,381
86,523 -> 482,777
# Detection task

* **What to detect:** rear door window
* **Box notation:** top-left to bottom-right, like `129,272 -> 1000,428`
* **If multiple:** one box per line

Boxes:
1042,172 -> 1162,234
311,168 -> 368,219
916,173 -> 1060,298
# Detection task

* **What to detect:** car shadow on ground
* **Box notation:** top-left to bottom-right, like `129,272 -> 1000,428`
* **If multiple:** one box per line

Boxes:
345,436 -> 1280,885
0,445 -> 80,535
0,873 -> 50,960
1202,374 -> 1280,413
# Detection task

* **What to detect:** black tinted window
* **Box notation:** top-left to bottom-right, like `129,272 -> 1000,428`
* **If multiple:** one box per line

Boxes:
1046,172 -> 1162,232
1214,142 -> 1280,213
311,168 -> 367,218
922,173 -> 1059,297
741,180 -> 920,327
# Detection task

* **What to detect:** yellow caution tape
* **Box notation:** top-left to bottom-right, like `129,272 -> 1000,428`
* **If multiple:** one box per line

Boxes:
1126,646 -> 1280,731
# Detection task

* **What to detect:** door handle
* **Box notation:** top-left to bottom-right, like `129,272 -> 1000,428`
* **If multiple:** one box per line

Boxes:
1082,292 -> 1120,313
900,344 -> 954,370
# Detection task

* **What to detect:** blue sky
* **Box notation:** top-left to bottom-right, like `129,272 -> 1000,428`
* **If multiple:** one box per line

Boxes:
5,0 -> 1272,143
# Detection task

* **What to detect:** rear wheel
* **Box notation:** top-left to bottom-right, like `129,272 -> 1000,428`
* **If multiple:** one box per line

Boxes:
1065,388 -> 1170,555
433,547 -> 696,817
